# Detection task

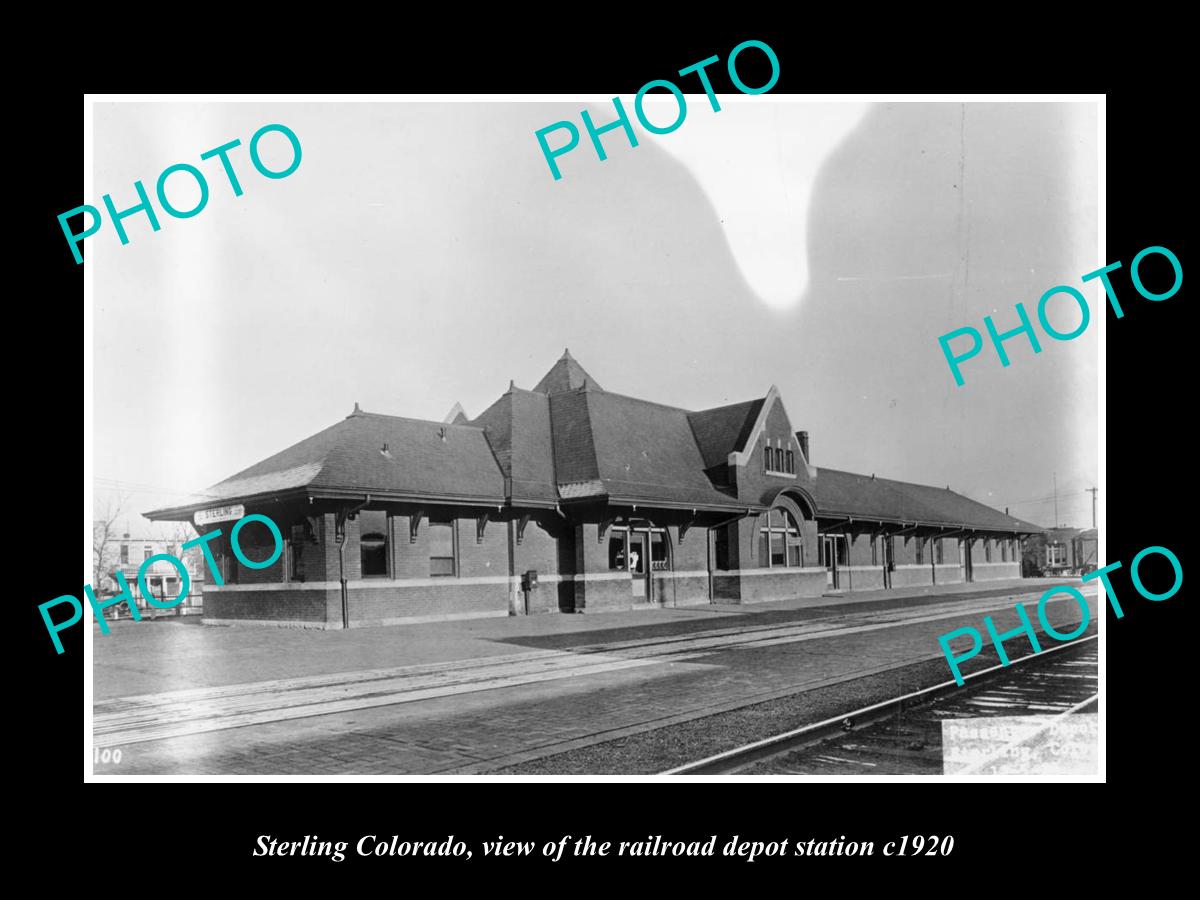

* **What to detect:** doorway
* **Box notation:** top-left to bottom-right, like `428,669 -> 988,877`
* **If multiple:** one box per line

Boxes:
628,532 -> 649,599
822,535 -> 846,590
960,539 -> 974,582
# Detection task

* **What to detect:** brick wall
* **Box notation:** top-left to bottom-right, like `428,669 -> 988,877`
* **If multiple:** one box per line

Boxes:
203,586 -> 334,625
972,561 -> 1021,581
734,400 -> 815,504
737,569 -> 826,603
346,581 -> 508,625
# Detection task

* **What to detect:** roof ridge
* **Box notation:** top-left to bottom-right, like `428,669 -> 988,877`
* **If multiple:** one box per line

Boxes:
349,409 -> 485,430
688,396 -> 765,417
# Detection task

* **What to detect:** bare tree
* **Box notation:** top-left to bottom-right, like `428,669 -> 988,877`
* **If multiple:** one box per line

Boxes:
92,493 -> 129,593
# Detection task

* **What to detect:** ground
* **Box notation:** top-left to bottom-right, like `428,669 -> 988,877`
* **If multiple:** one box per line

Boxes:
90,578 -> 1097,775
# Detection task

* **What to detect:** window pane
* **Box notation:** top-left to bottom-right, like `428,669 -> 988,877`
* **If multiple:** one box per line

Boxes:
361,538 -> 387,576
783,509 -> 799,534
359,510 -> 386,534
769,509 -> 782,528
787,543 -> 801,567
650,532 -> 667,570
771,532 -> 785,566
758,531 -> 769,567
763,446 -> 772,469
609,532 -> 627,570
775,448 -> 784,471
429,521 -> 454,576
428,521 -> 453,557
360,511 -> 388,577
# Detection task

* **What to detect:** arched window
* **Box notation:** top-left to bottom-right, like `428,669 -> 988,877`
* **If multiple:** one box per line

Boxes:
775,448 -> 784,472
763,446 -> 772,470
785,450 -> 795,474
758,506 -> 804,568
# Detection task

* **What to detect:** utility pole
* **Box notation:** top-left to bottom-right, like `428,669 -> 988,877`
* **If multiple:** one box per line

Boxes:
1087,486 -> 1098,529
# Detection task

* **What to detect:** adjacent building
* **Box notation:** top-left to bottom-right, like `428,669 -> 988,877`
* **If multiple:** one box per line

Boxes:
1041,526 -> 1098,575
109,534 -> 206,617
146,352 -> 1041,628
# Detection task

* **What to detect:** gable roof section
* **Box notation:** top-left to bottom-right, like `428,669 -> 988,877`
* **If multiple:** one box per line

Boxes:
577,389 -> 745,508
472,388 -> 559,504
146,409 -> 506,518
547,389 -> 601,487
687,398 -> 763,469
813,467 -> 1042,533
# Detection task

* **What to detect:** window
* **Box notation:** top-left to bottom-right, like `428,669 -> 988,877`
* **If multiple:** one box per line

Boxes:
359,510 -> 389,577
650,532 -> 668,571
1001,541 -> 1008,562
609,531 -> 628,570
915,537 -> 924,565
288,539 -> 305,581
429,518 -> 456,576
760,507 -> 805,568
143,545 -> 152,561
985,540 -> 992,563
936,539 -> 944,564
119,543 -> 129,564
764,445 -> 791,474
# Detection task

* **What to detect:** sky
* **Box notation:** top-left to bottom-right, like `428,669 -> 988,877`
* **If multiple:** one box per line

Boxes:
92,99 -> 1099,535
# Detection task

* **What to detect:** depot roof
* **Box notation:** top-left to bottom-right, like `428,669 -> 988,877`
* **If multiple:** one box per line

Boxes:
146,351 -> 1039,533
813,468 -> 1043,534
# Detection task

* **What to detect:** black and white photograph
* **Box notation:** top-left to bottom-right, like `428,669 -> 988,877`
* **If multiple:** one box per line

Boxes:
78,92 -> 1110,781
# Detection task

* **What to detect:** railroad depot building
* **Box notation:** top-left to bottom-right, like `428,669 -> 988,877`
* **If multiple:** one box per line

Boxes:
147,352 -> 1041,628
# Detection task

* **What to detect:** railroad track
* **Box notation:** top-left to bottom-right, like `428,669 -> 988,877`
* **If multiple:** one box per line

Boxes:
662,634 -> 1098,776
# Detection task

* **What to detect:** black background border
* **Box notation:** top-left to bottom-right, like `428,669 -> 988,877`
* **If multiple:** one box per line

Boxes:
22,26 -> 1188,884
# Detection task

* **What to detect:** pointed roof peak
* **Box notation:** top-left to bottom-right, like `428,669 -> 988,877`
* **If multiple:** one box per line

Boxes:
443,401 -> 468,425
534,351 -> 602,394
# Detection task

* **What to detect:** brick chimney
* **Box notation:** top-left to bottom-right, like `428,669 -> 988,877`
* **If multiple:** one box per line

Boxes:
796,430 -> 810,463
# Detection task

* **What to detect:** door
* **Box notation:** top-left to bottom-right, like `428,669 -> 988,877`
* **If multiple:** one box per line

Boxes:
822,536 -> 839,589
629,532 -> 649,599
961,539 -> 974,582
